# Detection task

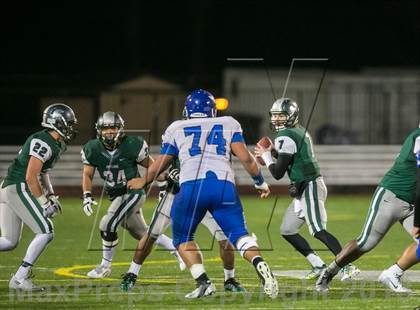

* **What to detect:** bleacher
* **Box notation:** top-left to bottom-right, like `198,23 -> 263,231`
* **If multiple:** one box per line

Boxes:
0,145 -> 400,187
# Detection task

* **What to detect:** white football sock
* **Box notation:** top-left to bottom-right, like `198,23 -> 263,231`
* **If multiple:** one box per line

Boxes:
389,263 -> 404,276
15,263 -> 31,281
224,268 -> 235,281
102,245 -> 116,267
22,233 -> 53,266
128,261 -> 142,276
307,253 -> 325,268
155,234 -> 175,251
190,264 -> 205,279
327,260 -> 341,275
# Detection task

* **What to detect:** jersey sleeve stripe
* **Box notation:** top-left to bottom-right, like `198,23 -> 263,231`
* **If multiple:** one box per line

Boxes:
231,132 -> 245,143
160,143 -> 179,156
416,152 -> 420,167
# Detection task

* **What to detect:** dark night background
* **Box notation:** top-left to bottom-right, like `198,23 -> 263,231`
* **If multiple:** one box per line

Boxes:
1,1 -> 419,143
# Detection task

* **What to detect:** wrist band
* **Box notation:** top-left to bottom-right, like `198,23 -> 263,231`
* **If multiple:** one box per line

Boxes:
261,152 -> 274,166
252,171 -> 265,186
156,180 -> 168,188
83,191 -> 92,199
36,195 -> 48,205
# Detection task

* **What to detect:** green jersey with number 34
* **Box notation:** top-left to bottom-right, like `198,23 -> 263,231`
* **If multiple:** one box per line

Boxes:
274,126 -> 320,184
81,136 -> 148,198
2,129 -> 67,188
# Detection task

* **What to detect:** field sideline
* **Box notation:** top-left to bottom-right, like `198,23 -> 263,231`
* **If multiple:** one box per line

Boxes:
1,195 -> 420,309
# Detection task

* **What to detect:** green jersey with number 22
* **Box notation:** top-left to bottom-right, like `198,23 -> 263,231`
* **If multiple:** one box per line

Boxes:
3,129 -> 66,188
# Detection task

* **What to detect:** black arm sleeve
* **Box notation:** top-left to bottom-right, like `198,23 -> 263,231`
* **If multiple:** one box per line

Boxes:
267,153 -> 293,180
414,167 -> 420,227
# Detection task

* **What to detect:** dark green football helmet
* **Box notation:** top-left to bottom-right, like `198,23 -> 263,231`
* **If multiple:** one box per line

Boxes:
95,111 -> 125,149
41,103 -> 78,142
269,98 -> 299,132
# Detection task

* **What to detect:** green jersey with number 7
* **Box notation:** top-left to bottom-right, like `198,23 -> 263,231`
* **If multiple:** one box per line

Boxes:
274,125 -> 320,183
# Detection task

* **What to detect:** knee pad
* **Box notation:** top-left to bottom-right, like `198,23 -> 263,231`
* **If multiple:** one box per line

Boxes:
100,231 -> 118,247
280,224 -> 300,236
236,234 -> 259,257
356,238 -> 375,253
148,213 -> 170,240
45,232 -> 54,243
0,237 -> 19,251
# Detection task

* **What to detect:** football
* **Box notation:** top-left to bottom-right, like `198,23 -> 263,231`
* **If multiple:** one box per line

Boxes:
256,136 -> 273,166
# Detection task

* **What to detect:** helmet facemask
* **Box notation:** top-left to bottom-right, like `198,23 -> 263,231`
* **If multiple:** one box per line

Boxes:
54,116 -> 78,142
99,126 -> 123,149
269,112 -> 288,132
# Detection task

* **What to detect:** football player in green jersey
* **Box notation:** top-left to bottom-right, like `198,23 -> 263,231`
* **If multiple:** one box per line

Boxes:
81,111 -> 183,278
255,98 -> 360,281
316,127 -> 420,293
0,103 -> 77,291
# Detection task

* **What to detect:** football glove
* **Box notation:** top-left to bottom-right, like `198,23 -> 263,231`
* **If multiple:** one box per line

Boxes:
156,180 -> 168,203
82,192 -> 97,216
42,195 -> 62,218
254,182 -> 270,198
167,169 -> 180,183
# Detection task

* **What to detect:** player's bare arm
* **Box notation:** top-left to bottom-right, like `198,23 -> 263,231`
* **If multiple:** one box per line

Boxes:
231,141 -> 270,198
40,172 -> 54,196
82,164 -> 95,193
128,154 -> 173,190
25,156 -> 45,198
138,154 -> 167,182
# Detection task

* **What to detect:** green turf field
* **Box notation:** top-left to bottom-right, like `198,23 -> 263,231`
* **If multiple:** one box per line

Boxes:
1,195 -> 419,309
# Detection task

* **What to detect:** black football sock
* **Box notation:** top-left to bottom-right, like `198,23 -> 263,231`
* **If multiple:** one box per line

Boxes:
196,273 -> 210,285
314,230 -> 342,256
251,256 -> 264,268
282,233 -> 315,257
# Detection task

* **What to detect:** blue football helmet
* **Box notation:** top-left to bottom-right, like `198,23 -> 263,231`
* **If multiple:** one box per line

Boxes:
184,89 -> 216,118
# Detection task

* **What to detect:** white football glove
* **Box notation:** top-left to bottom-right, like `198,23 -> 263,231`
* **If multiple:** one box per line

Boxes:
254,182 -> 270,198
42,195 -> 62,218
156,180 -> 168,203
82,192 -> 97,216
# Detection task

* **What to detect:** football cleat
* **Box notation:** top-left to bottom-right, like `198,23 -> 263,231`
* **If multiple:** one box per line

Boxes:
9,274 -> 45,292
378,269 -> 412,293
171,250 -> 186,271
120,272 -> 137,292
255,261 -> 278,299
185,280 -> 216,299
224,278 -> 246,292
340,263 -> 361,281
305,265 -> 327,280
87,264 -> 112,279
315,268 -> 334,292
